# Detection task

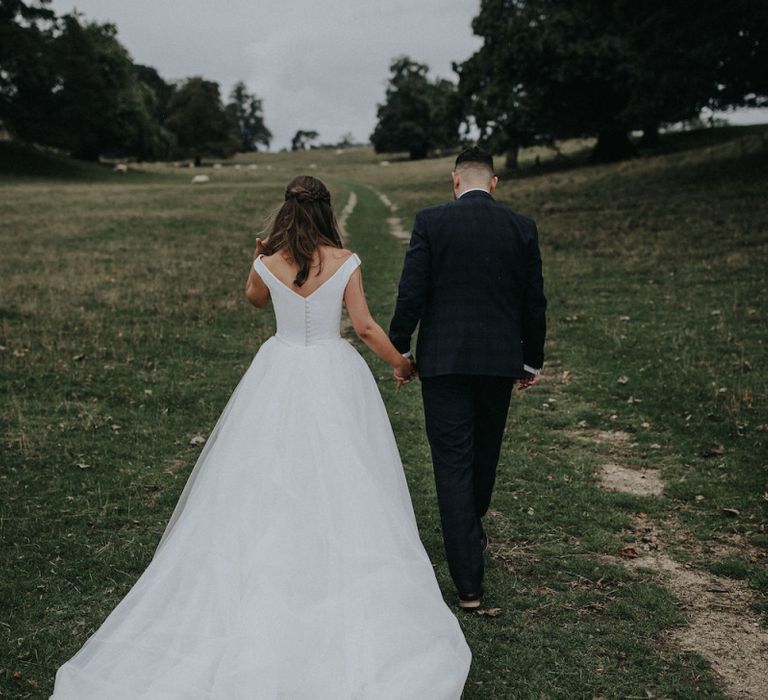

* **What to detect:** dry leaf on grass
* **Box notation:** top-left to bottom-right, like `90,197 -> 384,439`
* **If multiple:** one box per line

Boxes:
701,446 -> 726,457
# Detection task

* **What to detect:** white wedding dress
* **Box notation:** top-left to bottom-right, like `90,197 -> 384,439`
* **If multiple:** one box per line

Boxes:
50,252 -> 472,699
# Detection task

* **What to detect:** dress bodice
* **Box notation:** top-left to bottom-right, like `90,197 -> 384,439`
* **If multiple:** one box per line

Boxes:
254,253 -> 361,346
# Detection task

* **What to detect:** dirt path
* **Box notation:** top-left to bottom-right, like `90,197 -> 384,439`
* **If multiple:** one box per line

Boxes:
604,513 -> 768,699
373,189 -> 409,241
562,396 -> 768,698
338,190 -> 357,242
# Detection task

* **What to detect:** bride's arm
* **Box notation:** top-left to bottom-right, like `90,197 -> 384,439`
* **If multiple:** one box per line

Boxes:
245,265 -> 270,308
344,267 -> 413,375
246,239 -> 270,308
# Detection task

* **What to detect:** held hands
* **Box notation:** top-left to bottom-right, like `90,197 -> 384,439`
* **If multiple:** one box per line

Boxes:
391,359 -> 537,391
394,357 -> 418,391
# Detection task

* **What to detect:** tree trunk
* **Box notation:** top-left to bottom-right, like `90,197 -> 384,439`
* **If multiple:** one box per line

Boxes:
590,129 -> 636,163
409,146 -> 427,160
73,142 -> 101,162
639,123 -> 660,147
504,141 -> 520,170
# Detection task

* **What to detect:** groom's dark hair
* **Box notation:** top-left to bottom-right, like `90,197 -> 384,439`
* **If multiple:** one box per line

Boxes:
454,146 -> 494,177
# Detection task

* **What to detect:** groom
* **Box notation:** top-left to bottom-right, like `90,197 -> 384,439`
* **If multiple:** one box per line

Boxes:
389,146 -> 547,609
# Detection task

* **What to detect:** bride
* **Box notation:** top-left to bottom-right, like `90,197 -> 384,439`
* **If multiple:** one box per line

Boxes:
50,175 -> 472,699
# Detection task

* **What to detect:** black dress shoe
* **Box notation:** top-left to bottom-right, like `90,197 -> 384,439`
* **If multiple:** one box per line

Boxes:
458,585 -> 484,610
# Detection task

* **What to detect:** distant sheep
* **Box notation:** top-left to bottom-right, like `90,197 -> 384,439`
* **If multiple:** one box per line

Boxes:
191,175 -> 210,185
113,164 -> 128,174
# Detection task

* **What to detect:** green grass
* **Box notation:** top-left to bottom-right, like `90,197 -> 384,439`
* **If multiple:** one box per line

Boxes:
1,126 -> 766,698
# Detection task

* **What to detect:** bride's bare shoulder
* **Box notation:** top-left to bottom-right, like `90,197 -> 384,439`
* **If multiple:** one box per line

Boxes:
321,246 -> 356,263
255,251 -> 280,267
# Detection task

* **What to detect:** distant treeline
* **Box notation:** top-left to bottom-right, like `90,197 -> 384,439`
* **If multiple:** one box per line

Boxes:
370,0 -> 768,163
2,1 -> 766,165
0,0 -> 272,162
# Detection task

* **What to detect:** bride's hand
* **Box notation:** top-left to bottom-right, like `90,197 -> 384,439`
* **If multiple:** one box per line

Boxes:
394,358 -> 417,391
255,237 -> 267,256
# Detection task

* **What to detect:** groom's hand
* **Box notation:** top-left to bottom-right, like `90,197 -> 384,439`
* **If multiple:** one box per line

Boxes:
254,237 -> 267,256
515,371 -> 538,390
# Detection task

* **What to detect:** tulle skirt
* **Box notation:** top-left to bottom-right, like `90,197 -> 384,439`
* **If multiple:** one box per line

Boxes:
50,335 -> 472,699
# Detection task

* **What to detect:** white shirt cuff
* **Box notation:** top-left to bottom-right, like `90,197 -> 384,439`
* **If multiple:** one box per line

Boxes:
402,351 -> 412,359
523,364 -> 541,375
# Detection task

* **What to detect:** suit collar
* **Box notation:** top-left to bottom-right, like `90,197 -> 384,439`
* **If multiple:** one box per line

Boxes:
457,188 -> 494,201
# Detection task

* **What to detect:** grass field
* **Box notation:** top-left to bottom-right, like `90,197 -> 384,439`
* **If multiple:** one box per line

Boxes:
1,127 -> 766,698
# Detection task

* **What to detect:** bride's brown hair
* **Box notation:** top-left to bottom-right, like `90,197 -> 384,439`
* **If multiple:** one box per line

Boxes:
260,175 -> 344,287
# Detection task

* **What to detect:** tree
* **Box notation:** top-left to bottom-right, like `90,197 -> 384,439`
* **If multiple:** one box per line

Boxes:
677,1 -> 768,112
370,56 -> 461,160
165,76 -> 239,164
338,131 -> 354,147
1,4 -> 172,160
0,0 -> 58,142
134,63 -> 174,124
614,1 -> 767,148
46,13 -> 170,160
458,0 -> 768,164
290,129 -> 319,151
127,78 -> 175,161
454,48 -> 539,169
458,0 -> 640,163
225,81 -> 271,152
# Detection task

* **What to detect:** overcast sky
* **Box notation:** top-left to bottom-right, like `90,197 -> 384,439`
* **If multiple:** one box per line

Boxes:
49,0 -> 484,150
50,1 -> 768,151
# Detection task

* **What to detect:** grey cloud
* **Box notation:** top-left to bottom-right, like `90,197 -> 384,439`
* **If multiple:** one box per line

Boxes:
50,0 -> 483,149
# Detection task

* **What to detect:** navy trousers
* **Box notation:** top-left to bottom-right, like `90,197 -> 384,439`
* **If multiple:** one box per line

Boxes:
420,374 -> 515,596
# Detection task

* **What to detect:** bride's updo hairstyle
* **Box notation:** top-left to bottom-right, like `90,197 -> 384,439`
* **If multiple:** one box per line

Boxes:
261,175 -> 344,287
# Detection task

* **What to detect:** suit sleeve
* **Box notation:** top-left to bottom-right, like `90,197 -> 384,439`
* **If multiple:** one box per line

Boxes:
521,220 -> 547,370
388,211 -> 431,355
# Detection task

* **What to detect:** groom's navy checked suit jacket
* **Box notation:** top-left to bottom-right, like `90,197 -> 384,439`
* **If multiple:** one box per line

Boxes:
388,189 -> 547,379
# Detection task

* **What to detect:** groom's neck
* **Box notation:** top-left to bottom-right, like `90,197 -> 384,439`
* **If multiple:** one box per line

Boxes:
457,185 -> 490,198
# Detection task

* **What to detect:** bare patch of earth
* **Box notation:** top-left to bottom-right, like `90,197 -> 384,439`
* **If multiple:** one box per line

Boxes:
163,457 -> 187,476
561,427 -> 634,453
582,429 -> 632,446
597,462 -> 665,496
